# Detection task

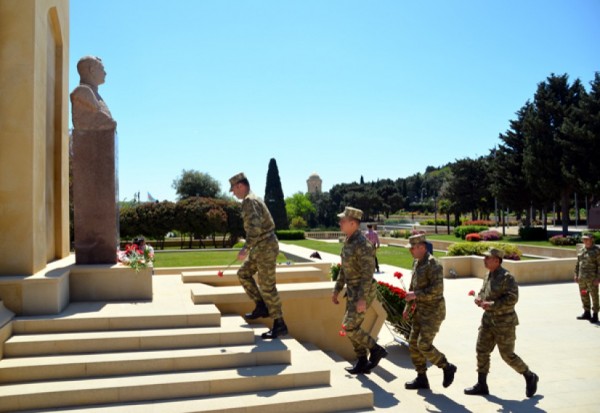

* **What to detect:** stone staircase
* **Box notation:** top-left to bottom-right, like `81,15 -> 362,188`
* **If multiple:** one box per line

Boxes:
0,296 -> 373,412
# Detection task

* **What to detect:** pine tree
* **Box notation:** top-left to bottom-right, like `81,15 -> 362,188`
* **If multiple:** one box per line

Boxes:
264,158 -> 289,229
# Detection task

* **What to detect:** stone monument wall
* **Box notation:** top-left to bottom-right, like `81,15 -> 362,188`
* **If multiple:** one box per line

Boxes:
0,0 -> 70,276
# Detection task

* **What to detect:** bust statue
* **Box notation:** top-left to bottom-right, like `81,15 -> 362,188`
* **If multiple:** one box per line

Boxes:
70,56 -> 116,131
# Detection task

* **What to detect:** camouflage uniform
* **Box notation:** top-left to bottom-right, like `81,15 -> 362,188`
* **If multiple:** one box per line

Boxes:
237,192 -> 282,319
476,266 -> 529,374
575,244 -> 600,313
408,251 -> 449,373
333,228 -> 377,358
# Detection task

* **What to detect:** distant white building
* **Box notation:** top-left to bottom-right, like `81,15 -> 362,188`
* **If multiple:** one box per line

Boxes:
307,172 -> 322,194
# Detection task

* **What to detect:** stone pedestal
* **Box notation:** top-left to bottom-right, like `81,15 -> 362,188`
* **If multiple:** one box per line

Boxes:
72,128 -> 118,264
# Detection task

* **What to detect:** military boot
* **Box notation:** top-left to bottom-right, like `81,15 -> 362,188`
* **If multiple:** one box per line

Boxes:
245,301 -> 269,320
367,344 -> 388,370
524,370 -> 539,398
442,363 -> 457,388
590,312 -> 599,323
576,310 -> 591,320
464,373 -> 489,395
261,318 -> 288,339
405,373 -> 430,390
345,356 -> 371,375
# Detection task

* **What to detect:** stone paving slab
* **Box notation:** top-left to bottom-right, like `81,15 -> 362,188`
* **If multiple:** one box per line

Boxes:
278,242 -> 599,413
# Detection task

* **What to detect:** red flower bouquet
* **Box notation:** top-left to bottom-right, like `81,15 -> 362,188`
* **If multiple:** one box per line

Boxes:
376,280 -> 412,340
117,244 -> 154,272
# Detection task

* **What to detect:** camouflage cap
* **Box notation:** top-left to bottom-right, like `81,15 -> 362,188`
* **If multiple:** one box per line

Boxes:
229,172 -> 247,189
582,233 -> 593,240
483,247 -> 505,259
337,206 -> 363,220
405,234 -> 427,248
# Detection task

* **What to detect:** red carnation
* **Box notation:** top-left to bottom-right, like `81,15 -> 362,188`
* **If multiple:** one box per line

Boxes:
468,290 -> 476,296
338,330 -> 347,337
341,324 -> 347,330
394,271 -> 403,279
581,289 -> 588,296
217,271 -> 224,277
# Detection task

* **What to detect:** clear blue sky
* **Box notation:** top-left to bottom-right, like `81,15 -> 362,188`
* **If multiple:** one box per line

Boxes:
69,0 -> 600,202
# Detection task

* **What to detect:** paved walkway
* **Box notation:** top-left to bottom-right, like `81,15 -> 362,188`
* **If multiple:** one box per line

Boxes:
279,242 -> 599,413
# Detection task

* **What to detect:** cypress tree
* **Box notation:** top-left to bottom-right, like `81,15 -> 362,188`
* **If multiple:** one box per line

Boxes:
264,158 -> 289,229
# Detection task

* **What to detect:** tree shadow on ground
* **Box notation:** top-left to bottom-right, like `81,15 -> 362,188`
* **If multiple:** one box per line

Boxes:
484,394 -> 546,413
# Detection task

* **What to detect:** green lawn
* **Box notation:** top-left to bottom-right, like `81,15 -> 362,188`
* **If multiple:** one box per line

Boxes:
154,251 -> 289,268
280,239 -> 445,269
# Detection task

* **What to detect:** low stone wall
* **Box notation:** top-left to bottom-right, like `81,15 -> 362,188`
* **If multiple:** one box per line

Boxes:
191,281 -> 386,361
70,265 -> 153,302
440,255 -> 576,284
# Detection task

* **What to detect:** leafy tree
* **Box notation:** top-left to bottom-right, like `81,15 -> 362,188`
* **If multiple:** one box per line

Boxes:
285,192 -> 316,222
172,169 -> 221,200
307,191 -> 337,228
264,158 -> 289,230
444,157 -> 493,221
490,103 -> 534,224
523,73 -> 586,234
563,72 -> 600,200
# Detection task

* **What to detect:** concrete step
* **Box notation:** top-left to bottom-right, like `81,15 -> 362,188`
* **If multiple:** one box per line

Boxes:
4,316 -> 254,357
190,281 -> 336,305
11,303 -> 221,334
23,385 -> 373,413
0,340 -> 291,383
11,335 -> 372,413
0,363 -> 330,412
182,265 -> 328,286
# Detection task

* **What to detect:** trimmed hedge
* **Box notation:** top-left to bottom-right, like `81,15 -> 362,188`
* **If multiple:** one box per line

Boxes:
447,242 -> 523,260
276,230 -> 305,240
454,225 -> 489,239
518,226 -> 547,241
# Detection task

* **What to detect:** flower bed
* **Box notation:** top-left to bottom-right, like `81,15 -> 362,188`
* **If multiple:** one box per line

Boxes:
465,233 -> 481,242
447,242 -> 522,260
549,235 -> 579,246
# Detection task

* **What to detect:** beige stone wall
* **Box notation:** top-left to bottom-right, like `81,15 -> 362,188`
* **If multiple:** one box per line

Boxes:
0,0 -> 70,276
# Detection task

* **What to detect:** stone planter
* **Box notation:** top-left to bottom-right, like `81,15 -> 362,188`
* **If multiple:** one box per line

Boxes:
440,255 -> 576,284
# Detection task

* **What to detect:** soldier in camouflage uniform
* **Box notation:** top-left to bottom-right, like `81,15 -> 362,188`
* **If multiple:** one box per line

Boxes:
574,233 -> 600,323
404,234 -> 457,390
331,206 -> 388,375
464,248 -> 538,398
229,172 -> 287,339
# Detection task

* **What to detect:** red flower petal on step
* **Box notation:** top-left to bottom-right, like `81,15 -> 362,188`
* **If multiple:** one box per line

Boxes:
468,290 -> 476,296
394,271 -> 403,279
217,271 -> 224,277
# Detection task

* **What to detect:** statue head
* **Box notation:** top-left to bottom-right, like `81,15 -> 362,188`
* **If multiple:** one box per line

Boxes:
77,56 -> 106,87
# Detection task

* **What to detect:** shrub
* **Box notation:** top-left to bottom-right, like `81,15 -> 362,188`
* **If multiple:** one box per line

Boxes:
549,235 -> 579,246
276,230 -> 305,240
390,229 -> 411,239
454,225 -> 489,239
465,233 -> 481,242
420,219 -> 449,225
464,220 -> 495,226
479,230 -> 502,241
289,216 -> 307,230
589,231 -> 600,244
447,242 -> 522,260
518,226 -> 547,241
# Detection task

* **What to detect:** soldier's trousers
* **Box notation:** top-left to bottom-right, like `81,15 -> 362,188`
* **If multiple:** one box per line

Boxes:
578,277 -> 599,312
237,238 -> 283,319
476,324 -> 528,374
343,281 -> 377,358
408,313 -> 447,374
